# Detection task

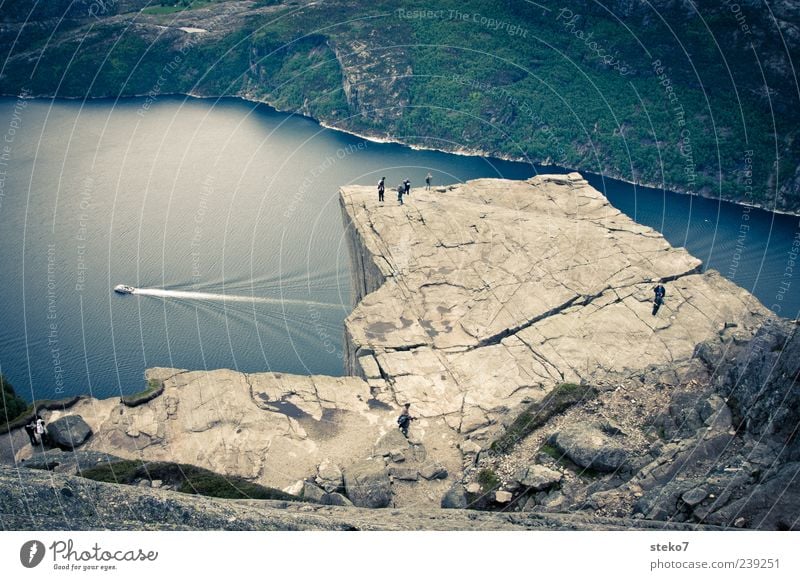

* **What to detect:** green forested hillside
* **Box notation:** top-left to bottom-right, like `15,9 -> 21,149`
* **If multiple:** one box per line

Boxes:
1,0 -> 797,211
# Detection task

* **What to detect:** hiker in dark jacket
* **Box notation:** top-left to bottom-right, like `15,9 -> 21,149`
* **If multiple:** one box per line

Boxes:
425,173 -> 432,190
652,283 -> 666,315
378,177 -> 385,202
397,403 -> 415,437
24,421 -> 38,446
403,179 -> 411,196
397,183 -> 405,205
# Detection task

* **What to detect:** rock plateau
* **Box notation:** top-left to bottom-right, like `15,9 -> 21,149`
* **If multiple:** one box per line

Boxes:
5,174 -> 796,530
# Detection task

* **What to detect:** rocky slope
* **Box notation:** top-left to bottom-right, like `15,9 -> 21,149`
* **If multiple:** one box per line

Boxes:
2,464 -> 719,531
465,317 -> 800,530
5,174 -> 796,529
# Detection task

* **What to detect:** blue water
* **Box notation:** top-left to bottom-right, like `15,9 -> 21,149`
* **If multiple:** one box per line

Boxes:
588,175 -> 800,318
0,96 -> 797,402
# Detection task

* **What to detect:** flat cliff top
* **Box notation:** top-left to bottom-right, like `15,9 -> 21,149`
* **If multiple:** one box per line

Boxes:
341,174 -> 768,427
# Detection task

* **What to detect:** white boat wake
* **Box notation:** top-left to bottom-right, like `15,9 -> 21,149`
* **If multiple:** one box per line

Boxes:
131,288 -> 339,309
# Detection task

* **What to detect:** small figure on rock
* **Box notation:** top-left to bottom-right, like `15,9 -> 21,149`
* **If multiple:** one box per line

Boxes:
35,416 -> 47,443
425,172 -> 432,190
403,178 -> 411,196
397,403 -> 416,438
397,183 -> 405,205
652,283 -> 666,316
24,420 -> 38,446
378,176 -> 385,203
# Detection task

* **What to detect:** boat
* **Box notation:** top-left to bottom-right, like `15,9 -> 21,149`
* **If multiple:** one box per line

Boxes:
114,284 -> 136,295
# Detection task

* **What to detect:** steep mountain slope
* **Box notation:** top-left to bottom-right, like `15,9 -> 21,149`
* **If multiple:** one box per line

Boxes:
1,0 -> 798,211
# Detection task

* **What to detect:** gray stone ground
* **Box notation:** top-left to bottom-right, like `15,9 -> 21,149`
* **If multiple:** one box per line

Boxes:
0,465 -> 719,531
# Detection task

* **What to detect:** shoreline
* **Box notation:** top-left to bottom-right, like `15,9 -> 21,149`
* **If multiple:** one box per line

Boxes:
4,90 -> 798,218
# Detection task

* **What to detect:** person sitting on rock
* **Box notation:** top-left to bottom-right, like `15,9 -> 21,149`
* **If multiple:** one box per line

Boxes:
397,403 -> 415,438
652,283 -> 666,316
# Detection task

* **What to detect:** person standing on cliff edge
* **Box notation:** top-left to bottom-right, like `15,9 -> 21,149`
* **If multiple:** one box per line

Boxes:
425,173 -> 432,190
397,183 -> 405,205
378,177 -> 385,203
403,178 -> 411,197
652,283 -> 666,315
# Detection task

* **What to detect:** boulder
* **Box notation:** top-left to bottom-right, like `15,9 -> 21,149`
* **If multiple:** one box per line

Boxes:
693,340 -> 725,368
515,465 -> 563,491
539,490 -> 567,512
302,482 -> 326,503
441,484 -> 468,509
283,480 -> 305,496
387,466 -> 418,481
681,486 -> 708,507
664,391 -> 705,437
316,459 -> 344,493
459,440 -> 481,455
699,395 -> 732,432
320,492 -> 353,507
495,490 -> 513,503
374,429 -> 409,457
344,460 -> 392,508
465,482 -> 481,494
550,424 -> 627,472
634,479 -> 701,521
46,415 -> 93,450
419,463 -> 448,480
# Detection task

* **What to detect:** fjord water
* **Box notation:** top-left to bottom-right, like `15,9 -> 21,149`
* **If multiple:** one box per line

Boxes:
0,97 -> 797,401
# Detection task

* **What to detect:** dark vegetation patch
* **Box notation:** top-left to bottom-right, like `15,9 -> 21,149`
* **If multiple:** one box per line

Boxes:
490,382 -> 597,454
0,375 -> 27,430
476,468 -> 501,493
121,379 -> 164,407
81,460 -> 306,502
1,375 -> 82,434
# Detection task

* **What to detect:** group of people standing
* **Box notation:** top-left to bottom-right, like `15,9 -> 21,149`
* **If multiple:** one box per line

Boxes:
378,173 -> 433,205
23,416 -> 47,447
